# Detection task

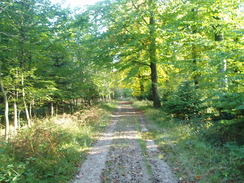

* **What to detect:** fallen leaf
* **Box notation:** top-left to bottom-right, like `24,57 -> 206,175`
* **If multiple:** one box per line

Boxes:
195,176 -> 201,180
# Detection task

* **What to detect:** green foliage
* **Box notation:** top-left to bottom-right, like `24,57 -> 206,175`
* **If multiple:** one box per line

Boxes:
0,0 -> 243,180
0,158 -> 29,183
163,82 -> 203,119
202,119 -> 244,145
0,103 -> 115,182
211,92 -> 244,120
135,101 -> 244,182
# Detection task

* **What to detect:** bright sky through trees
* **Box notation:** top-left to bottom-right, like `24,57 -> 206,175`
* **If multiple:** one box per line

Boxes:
51,0 -> 103,9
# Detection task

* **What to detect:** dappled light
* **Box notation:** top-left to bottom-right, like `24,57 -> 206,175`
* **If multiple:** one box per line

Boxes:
0,0 -> 243,182
74,102 -> 176,182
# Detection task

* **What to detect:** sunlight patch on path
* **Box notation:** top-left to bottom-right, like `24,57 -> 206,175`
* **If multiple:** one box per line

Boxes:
73,102 -> 176,183
139,114 -> 177,183
73,106 -> 121,183
101,103 -> 151,183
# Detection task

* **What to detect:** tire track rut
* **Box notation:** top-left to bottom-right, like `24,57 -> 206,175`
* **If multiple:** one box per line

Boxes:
73,102 -> 176,183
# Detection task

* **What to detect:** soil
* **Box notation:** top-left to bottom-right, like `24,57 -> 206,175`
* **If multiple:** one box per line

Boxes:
73,101 -> 176,183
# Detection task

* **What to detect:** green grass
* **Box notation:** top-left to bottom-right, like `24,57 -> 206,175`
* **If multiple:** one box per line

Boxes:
0,102 -> 117,183
134,100 -> 244,183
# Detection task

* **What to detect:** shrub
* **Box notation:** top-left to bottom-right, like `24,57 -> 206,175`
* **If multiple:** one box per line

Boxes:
0,103 -> 115,182
136,100 -> 244,182
163,81 -> 203,119
202,119 -> 244,145
211,92 -> 244,120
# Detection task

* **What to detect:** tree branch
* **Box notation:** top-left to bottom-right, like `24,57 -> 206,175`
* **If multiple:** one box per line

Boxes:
132,60 -> 150,67
131,0 -> 149,25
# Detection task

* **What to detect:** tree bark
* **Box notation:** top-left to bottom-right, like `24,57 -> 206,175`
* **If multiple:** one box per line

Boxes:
0,65 -> 10,141
148,0 -> 161,108
192,8 -> 199,88
14,100 -> 18,129
13,86 -> 19,129
214,17 -> 228,90
21,74 -> 31,126
1,84 -> 9,141
18,110 -> 21,129
51,102 -> 54,116
138,74 -> 145,99
150,62 -> 161,107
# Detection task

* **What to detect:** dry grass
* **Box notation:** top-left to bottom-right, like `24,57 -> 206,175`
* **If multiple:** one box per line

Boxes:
0,102 -> 117,183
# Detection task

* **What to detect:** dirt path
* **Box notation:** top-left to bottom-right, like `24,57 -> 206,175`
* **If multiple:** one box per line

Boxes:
73,102 -> 176,183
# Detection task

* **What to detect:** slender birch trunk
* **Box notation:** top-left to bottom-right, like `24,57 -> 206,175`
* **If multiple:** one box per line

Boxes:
21,74 -> 31,126
51,102 -> 54,116
0,65 -> 10,141
14,99 -> 18,129
192,8 -> 199,88
214,17 -> 228,90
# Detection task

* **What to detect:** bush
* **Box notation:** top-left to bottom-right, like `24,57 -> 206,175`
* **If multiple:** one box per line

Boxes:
202,119 -> 244,145
0,103 -> 115,182
163,81 -> 203,119
136,101 -> 244,182
211,92 -> 244,120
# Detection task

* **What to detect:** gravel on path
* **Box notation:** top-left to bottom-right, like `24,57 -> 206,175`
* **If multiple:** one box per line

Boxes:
73,102 -> 176,183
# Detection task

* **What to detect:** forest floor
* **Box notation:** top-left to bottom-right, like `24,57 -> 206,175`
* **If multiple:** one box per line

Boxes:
72,101 -> 176,183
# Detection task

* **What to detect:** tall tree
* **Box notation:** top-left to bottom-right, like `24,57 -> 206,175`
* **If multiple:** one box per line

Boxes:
0,63 -> 10,140
86,0 -> 163,107
148,0 -> 161,107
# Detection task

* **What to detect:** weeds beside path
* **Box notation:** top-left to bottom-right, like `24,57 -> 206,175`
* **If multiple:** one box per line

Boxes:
134,100 -> 244,183
0,103 -> 115,183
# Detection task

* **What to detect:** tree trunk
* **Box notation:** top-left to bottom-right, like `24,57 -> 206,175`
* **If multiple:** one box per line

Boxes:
215,35 -> 228,90
4,92 -> 9,141
29,102 -> 32,118
220,59 -> 228,89
192,46 -> 199,87
13,88 -> 19,129
192,8 -> 199,88
17,109 -> 21,129
21,74 -> 31,126
14,101 -> 18,129
150,62 -> 161,107
0,79 -> 10,141
0,64 -> 10,140
70,100 -> 73,114
214,17 -> 228,90
192,32 -> 198,87
88,99 -> 92,106
56,103 -> 59,115
148,1 -> 161,108
24,100 -> 31,126
138,74 -> 145,99
51,102 -> 54,116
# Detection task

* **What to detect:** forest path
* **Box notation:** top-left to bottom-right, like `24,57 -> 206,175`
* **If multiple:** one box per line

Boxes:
73,101 -> 176,183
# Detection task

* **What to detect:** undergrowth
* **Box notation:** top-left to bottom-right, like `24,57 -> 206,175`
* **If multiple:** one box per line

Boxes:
134,100 -> 244,183
0,102 -> 116,183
